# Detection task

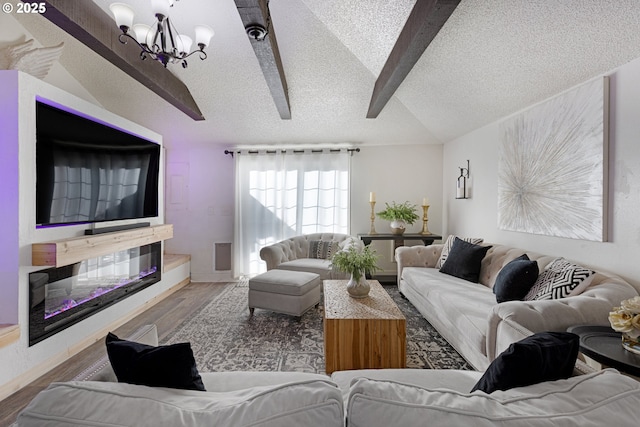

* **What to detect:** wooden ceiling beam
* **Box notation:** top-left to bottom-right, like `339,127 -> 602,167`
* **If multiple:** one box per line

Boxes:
23,0 -> 205,121
234,0 -> 291,119
367,0 -> 460,118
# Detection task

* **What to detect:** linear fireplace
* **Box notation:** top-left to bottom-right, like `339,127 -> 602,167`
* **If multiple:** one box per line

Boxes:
29,242 -> 161,346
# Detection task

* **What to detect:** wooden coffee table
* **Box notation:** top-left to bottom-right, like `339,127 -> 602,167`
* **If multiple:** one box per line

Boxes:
323,279 -> 406,374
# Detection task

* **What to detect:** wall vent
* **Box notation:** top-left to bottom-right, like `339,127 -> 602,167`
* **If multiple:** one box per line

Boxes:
214,243 -> 232,271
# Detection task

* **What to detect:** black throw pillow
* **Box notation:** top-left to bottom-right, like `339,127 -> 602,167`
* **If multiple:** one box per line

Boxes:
105,332 -> 206,391
439,237 -> 491,283
493,254 -> 539,303
470,332 -> 579,394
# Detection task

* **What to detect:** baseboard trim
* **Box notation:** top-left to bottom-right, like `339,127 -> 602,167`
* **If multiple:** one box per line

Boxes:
0,277 -> 190,402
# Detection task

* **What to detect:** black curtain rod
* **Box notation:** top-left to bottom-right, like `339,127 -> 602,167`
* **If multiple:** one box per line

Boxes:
224,148 -> 360,157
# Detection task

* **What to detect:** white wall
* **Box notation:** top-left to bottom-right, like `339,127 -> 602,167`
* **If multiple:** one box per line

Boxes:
165,147 -> 235,282
350,144 -> 444,273
443,57 -> 640,292
167,144 -> 444,280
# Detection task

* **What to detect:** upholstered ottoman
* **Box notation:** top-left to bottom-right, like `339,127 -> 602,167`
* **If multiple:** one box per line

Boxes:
248,269 -> 321,317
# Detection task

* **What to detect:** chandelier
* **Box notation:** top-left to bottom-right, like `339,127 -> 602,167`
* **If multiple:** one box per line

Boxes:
109,0 -> 214,68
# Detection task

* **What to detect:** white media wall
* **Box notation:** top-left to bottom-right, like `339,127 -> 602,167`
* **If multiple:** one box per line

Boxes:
443,57 -> 640,292
0,71 -> 188,399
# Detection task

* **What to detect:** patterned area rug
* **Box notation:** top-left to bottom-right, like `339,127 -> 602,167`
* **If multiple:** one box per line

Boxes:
163,281 -> 472,373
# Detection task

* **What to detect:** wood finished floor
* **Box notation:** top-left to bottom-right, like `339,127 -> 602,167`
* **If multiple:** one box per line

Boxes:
0,282 -> 232,427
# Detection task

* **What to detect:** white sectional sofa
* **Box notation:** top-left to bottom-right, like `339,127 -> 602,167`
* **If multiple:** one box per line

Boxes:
259,233 -> 353,279
396,241 -> 639,371
14,324 -> 640,427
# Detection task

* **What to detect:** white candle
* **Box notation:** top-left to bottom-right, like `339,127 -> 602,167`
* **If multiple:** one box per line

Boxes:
422,197 -> 429,206
369,192 -> 375,202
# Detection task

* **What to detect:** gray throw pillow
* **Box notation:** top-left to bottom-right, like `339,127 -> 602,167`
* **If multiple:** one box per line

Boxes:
308,240 -> 339,259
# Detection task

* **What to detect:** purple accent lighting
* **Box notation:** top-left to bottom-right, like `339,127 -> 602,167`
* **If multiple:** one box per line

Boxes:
29,242 -> 161,346
44,266 -> 157,320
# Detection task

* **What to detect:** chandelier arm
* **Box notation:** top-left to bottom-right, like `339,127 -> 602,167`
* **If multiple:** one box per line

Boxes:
118,32 -> 149,53
165,17 -> 178,56
181,49 -> 207,61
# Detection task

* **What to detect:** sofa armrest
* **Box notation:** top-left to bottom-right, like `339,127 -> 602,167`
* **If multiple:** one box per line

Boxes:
486,295 -> 619,361
395,244 -> 443,285
259,243 -> 290,270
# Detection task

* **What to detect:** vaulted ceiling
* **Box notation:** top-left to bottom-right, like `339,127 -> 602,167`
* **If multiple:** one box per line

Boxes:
8,1 -> 640,150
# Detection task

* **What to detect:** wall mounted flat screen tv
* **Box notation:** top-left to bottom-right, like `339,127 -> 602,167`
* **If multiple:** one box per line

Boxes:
36,101 -> 160,227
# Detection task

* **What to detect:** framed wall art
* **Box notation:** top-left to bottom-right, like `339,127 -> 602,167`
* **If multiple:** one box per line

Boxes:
497,77 -> 609,241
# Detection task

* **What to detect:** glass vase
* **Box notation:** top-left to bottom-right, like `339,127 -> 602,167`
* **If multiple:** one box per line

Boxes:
622,332 -> 640,355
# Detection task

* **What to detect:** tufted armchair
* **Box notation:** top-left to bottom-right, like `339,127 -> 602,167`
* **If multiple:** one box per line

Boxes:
259,233 -> 354,280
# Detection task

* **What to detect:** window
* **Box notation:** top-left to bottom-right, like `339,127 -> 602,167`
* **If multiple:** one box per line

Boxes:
234,149 -> 350,276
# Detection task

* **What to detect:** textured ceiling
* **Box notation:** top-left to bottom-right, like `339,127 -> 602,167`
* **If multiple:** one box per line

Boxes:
8,0 -> 640,150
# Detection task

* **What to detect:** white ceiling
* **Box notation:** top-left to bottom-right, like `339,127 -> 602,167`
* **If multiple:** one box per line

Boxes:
10,0 -> 640,150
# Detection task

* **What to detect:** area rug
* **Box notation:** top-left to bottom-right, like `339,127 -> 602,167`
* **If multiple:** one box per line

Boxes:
163,281 -> 472,373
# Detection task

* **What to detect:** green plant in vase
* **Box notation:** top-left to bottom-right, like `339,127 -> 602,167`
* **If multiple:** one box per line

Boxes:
376,201 -> 419,235
331,242 -> 380,298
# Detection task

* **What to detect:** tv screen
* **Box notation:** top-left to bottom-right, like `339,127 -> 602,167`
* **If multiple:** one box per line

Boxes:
36,101 -> 160,227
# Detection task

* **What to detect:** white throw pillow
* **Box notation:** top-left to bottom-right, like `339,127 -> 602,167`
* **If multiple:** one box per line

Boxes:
346,370 -> 640,427
524,257 -> 595,300
436,235 -> 484,269
16,379 -> 344,427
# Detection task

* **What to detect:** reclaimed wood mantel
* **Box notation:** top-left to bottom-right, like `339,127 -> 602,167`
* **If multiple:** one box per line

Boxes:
32,224 -> 173,267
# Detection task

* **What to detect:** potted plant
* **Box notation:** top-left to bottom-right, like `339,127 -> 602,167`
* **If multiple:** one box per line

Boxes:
331,241 -> 380,298
376,201 -> 419,235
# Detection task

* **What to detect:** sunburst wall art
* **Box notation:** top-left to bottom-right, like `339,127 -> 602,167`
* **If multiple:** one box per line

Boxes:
497,77 -> 609,242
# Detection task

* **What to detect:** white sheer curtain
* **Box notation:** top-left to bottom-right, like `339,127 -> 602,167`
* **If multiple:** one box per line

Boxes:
233,149 -> 350,277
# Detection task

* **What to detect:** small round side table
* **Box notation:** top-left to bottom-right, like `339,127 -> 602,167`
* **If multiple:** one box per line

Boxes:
567,325 -> 640,378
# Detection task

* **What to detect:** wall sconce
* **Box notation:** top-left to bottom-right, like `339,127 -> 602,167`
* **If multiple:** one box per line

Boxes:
456,160 -> 470,199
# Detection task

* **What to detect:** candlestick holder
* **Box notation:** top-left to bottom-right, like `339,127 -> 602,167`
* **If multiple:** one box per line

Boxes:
369,201 -> 377,235
420,204 -> 431,235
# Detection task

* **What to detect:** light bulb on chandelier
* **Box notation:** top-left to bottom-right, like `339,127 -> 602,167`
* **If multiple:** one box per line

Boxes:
109,0 -> 214,68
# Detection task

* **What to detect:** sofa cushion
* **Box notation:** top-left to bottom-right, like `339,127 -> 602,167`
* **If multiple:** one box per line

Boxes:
201,371 -> 334,393
331,368 -> 483,404
345,369 -> 640,427
471,332 -> 579,393
439,238 -> 491,283
106,332 -> 206,391
401,267 -> 496,361
493,254 -> 539,303
276,258 -> 332,275
524,257 -> 595,301
308,240 -> 339,259
436,235 -> 484,268
248,269 -> 320,296
15,379 -> 345,427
